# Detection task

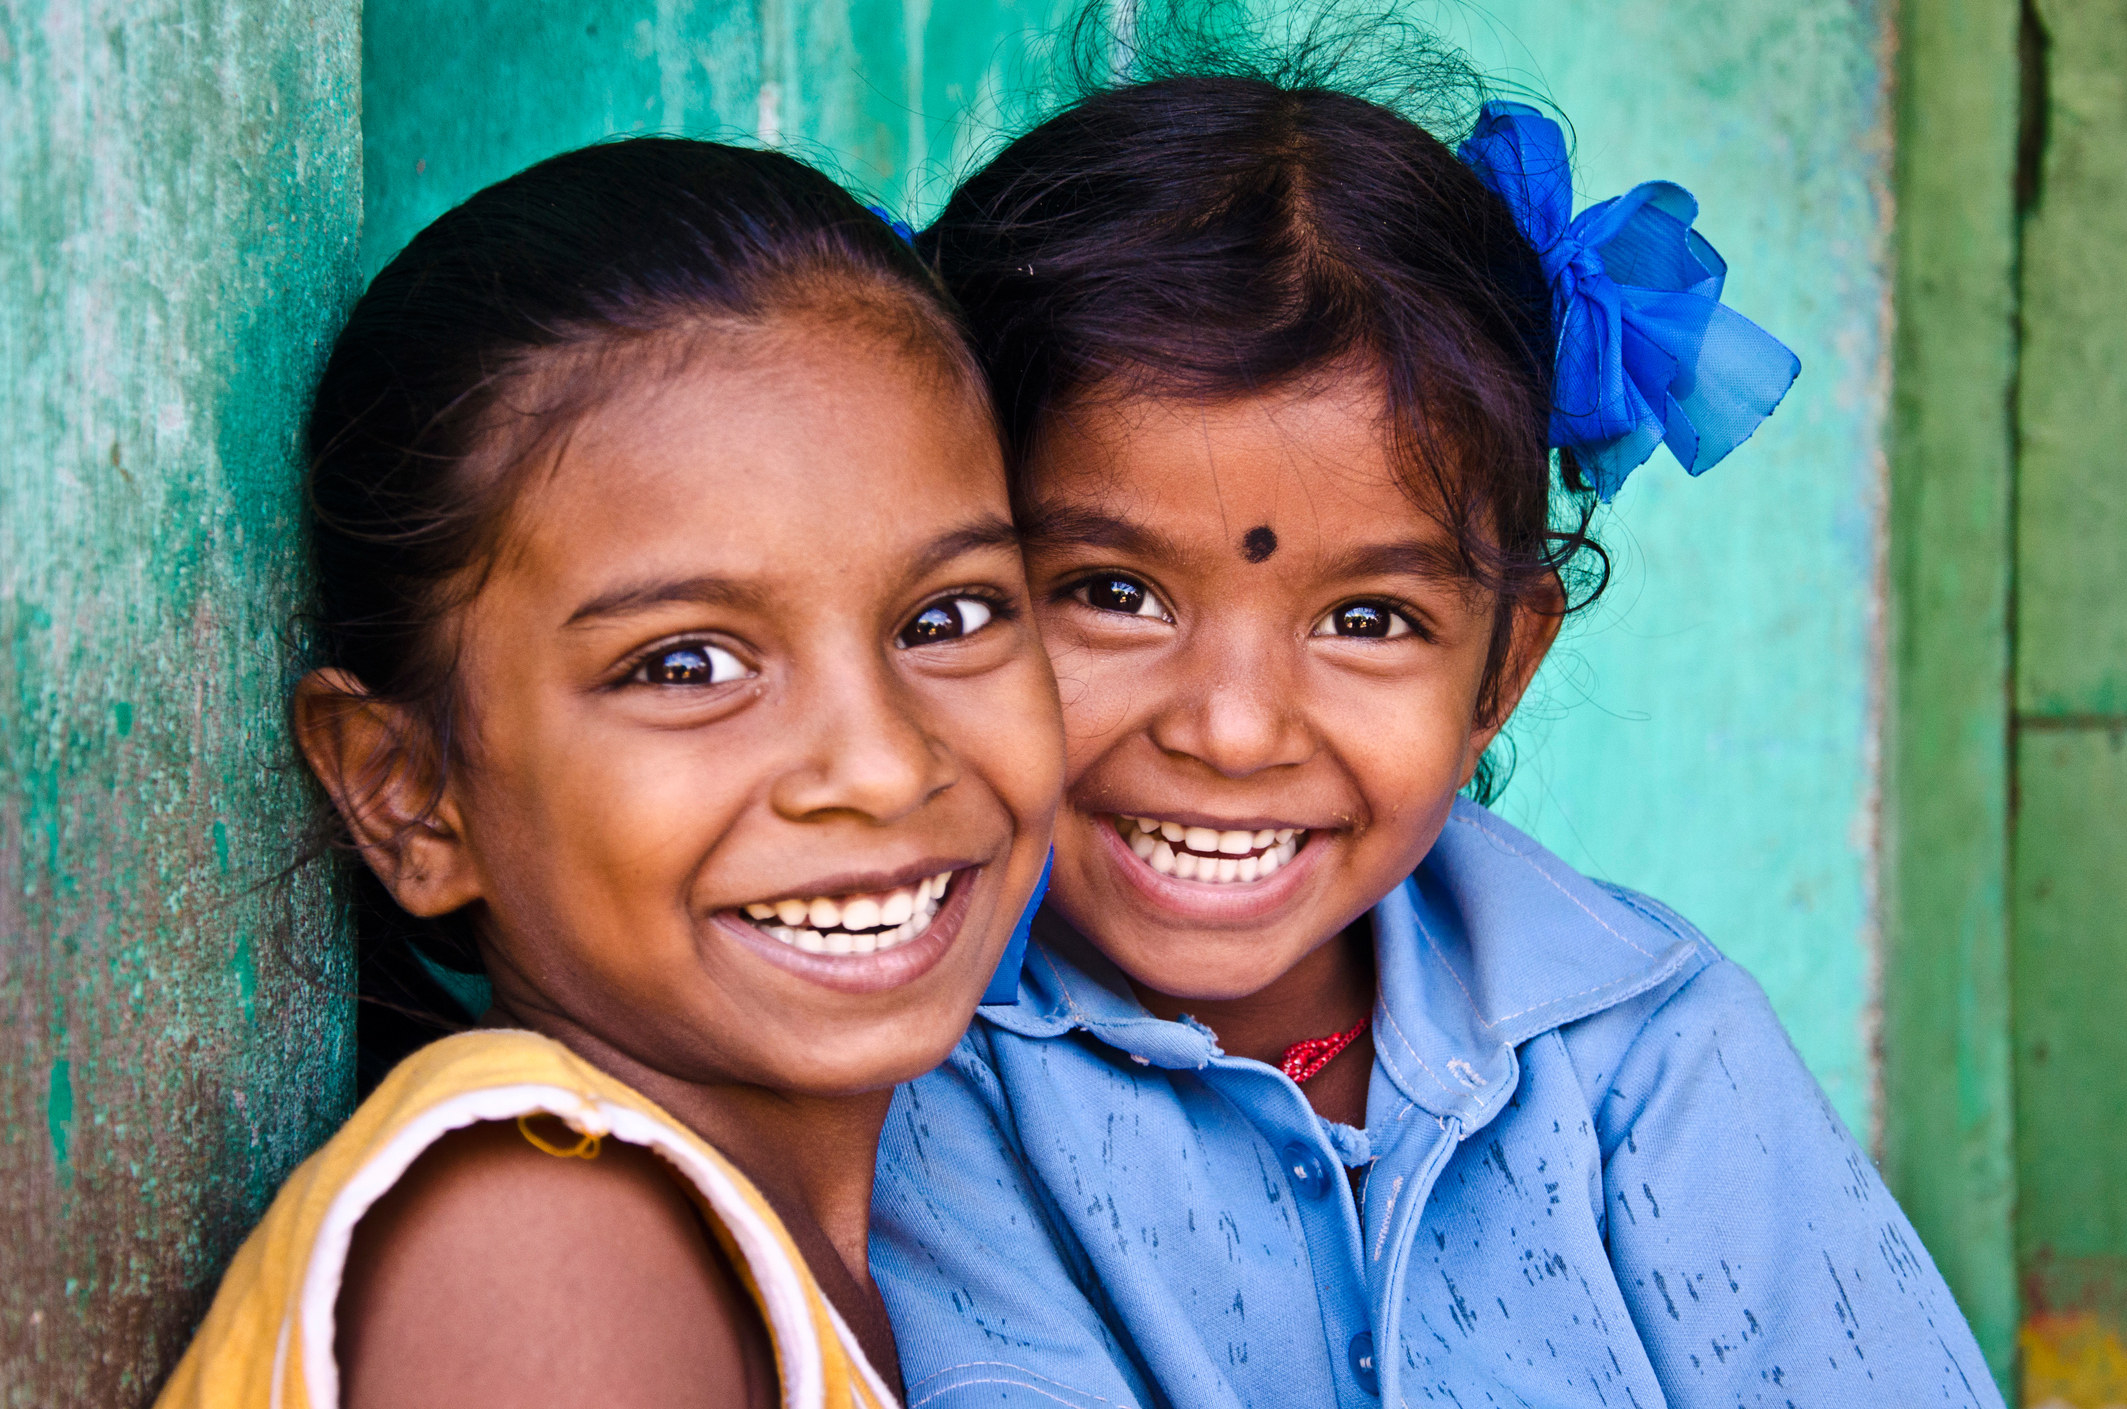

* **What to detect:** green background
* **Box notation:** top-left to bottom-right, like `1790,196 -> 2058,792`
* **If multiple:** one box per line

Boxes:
6,0 -> 2124,1401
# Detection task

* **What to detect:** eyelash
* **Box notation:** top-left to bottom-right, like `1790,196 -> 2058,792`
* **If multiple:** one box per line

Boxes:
895,591 -> 1018,649
625,637 -> 753,688
1312,599 -> 1428,641
1063,572 -> 1173,622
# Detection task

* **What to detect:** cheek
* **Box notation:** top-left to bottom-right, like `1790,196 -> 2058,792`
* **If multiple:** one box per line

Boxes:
1314,665 -> 1486,809
935,654 -> 1068,825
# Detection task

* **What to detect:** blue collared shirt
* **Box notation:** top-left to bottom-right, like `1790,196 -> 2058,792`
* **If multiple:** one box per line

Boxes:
871,801 -> 2000,1408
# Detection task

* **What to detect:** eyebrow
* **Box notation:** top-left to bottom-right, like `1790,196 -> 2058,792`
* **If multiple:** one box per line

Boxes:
1023,501 -> 1471,585
562,515 -> 1022,626
1018,503 -> 1184,561
1323,537 -> 1474,585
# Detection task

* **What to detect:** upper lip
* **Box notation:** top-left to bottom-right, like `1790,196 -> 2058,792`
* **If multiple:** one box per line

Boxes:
1099,810 -> 1325,833
722,856 -> 982,908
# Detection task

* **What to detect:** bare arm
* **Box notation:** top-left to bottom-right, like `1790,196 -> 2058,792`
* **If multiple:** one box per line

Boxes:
337,1120 -> 776,1409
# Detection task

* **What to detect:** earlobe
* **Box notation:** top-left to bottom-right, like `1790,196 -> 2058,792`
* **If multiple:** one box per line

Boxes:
293,670 -> 484,918
1467,586 -> 1568,763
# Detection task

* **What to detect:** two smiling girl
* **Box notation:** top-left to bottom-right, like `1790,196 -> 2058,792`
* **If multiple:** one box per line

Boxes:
160,27 -> 2001,1409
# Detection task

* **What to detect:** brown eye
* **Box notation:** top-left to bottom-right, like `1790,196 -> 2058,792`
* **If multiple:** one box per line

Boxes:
1312,602 -> 1414,639
635,641 -> 748,685
897,596 -> 994,648
1075,574 -> 1170,620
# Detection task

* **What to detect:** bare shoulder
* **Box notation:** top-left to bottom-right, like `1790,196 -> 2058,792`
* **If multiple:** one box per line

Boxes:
336,1119 -> 776,1409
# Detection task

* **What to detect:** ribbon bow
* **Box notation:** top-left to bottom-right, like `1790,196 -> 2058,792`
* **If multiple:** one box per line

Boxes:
1457,101 -> 1800,500
866,203 -> 916,245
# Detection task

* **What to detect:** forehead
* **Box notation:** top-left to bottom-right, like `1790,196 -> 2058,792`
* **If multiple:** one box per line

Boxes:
501,324 -> 1004,595
1025,380 -> 1447,558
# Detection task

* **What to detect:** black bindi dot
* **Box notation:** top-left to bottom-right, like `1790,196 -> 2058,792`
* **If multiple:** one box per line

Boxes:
1241,525 -> 1279,563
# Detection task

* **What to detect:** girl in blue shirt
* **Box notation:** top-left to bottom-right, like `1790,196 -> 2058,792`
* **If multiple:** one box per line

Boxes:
869,22 -> 2003,1409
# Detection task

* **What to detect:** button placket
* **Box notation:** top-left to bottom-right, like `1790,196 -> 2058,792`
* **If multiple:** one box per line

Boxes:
1347,1331 -> 1379,1395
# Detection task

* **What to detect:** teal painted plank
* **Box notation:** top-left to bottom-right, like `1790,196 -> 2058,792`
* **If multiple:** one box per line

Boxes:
1881,0 -> 2022,1389
2014,726 -> 2127,1374
0,0 -> 361,1399
2017,0 -> 2127,721
2013,1 -> 2127,1397
360,0 -> 1067,278
1461,0 -> 1890,1140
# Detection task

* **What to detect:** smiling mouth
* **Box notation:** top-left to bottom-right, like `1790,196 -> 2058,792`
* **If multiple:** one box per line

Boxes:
1110,816 -> 1306,884
738,871 -> 956,956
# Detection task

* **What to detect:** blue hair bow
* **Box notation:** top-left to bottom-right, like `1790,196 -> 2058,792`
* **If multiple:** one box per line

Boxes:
1457,101 -> 1800,501
866,203 -> 916,245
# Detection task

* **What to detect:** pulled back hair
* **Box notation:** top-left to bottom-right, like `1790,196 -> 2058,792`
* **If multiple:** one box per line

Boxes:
924,3 -> 1608,791
305,138 -> 977,1090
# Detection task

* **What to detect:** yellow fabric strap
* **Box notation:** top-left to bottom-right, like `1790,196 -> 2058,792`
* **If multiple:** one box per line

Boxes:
516,1112 -> 602,1160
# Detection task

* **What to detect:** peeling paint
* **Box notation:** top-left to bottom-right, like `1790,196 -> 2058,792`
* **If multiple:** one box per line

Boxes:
1,0 -> 360,1399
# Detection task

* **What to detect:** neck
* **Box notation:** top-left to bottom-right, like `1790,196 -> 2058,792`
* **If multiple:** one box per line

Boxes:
1130,919 -> 1376,1068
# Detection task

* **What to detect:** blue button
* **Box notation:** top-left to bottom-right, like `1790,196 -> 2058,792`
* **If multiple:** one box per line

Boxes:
1348,1331 -> 1379,1395
1281,1141 -> 1333,1200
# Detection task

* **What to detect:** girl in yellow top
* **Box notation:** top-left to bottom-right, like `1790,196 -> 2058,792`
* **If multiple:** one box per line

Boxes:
157,138 -> 1061,1409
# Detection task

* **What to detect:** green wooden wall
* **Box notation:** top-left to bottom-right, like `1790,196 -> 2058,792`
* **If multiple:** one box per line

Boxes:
7,0 -> 2126,1401
2011,0 -> 2127,1399
0,0 -> 361,1400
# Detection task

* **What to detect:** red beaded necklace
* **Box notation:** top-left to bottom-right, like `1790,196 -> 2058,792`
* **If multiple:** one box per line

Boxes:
1279,1015 -> 1370,1084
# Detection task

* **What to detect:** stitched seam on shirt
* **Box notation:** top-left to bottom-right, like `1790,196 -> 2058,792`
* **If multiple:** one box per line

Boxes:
1375,1001 -> 1455,1095
1448,813 -> 1655,957
1408,900 -> 1492,1028
1595,883 -> 1702,947
908,1361 -> 1130,1406
1030,945 -> 1091,1024
910,1372 -> 1128,1409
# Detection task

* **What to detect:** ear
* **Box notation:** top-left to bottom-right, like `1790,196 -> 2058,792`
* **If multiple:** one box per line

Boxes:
1462,578 -> 1566,782
293,669 -> 484,918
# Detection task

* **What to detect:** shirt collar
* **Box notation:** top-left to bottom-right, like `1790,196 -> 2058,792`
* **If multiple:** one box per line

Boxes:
980,800 -> 1701,1123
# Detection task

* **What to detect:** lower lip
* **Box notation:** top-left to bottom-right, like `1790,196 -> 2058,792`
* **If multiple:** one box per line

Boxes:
1092,817 -> 1324,923
709,873 -> 976,995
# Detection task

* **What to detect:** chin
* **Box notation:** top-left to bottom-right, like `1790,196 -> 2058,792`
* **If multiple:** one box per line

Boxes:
773,1024 -> 972,1095
1109,935 -> 1314,1004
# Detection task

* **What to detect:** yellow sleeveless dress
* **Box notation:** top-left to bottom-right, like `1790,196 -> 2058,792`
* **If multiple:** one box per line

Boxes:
155,1029 -> 898,1409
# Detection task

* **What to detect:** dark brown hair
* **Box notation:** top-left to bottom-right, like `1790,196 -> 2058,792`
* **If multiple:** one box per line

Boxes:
924,8 -> 1607,794
304,138 -> 976,1088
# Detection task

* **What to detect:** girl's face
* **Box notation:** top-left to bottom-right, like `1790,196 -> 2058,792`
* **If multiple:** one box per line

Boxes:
329,320 -> 1061,1096
1021,378 -> 1556,1002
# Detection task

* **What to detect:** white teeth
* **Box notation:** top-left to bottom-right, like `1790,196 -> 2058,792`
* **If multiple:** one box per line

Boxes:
742,870 -> 953,956
1118,814 -> 1309,887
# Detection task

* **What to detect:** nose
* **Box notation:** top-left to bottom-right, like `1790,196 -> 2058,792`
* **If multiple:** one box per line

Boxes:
769,654 -> 959,824
1145,624 -> 1315,778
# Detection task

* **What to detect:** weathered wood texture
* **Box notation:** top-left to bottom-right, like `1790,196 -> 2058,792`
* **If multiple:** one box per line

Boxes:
360,0 -> 1067,279
1880,0 -> 2023,1387
2013,0 -> 2127,1398
0,0 -> 361,1402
